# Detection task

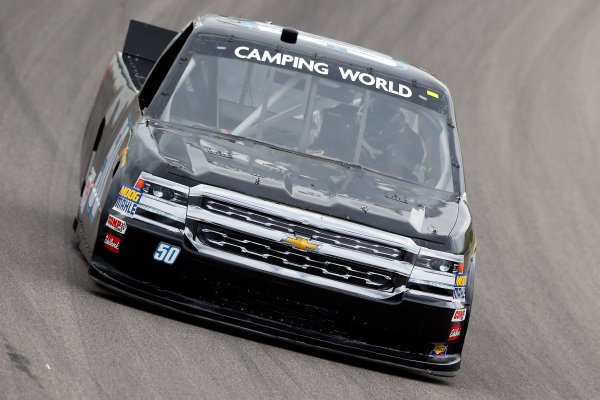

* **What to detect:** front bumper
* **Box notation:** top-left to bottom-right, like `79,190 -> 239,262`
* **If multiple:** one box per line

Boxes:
91,217 -> 463,376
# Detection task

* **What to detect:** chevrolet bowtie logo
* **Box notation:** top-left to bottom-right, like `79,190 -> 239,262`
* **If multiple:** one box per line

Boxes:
284,236 -> 318,251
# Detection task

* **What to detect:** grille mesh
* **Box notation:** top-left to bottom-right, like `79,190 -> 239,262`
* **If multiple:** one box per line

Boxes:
197,225 -> 400,291
203,199 -> 405,261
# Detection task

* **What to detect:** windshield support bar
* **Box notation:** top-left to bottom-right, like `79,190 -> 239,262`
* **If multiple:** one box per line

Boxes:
239,63 -> 255,105
299,76 -> 318,152
352,90 -> 371,164
262,104 -> 303,126
232,72 -> 304,137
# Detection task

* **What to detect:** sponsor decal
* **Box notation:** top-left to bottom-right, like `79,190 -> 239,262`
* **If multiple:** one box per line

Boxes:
449,325 -> 462,341
337,67 -> 412,97
153,242 -> 181,265
455,274 -> 467,287
112,185 -> 142,217
233,46 -> 413,98
106,214 -> 127,234
119,146 -> 129,168
429,343 -> 447,358
453,274 -> 467,301
453,287 -> 466,301
104,233 -> 121,253
80,167 -> 96,213
235,46 -> 330,75
452,308 -> 467,322
83,113 -> 133,222
426,90 -> 439,99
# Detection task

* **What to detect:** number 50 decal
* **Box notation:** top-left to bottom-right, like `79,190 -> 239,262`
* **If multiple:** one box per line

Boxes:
153,242 -> 181,265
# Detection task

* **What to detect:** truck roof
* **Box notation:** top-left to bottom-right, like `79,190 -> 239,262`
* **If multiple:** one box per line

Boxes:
193,14 -> 450,96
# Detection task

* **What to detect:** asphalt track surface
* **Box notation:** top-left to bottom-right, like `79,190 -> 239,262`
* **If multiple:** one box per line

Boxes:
1,0 -> 600,398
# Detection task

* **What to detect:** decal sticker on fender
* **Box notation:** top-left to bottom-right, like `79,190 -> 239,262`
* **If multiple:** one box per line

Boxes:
104,233 -> 121,253
453,274 -> 467,301
449,325 -> 462,341
452,309 -> 467,322
153,242 -> 181,265
429,343 -> 447,358
119,146 -> 129,168
453,287 -> 466,301
112,185 -> 142,217
106,214 -> 127,234
455,274 -> 467,287
80,167 -> 96,213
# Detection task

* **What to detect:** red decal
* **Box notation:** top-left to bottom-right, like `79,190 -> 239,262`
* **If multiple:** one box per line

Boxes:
452,309 -> 467,322
449,325 -> 462,341
104,233 -> 121,253
109,215 -> 121,228
106,214 -> 127,234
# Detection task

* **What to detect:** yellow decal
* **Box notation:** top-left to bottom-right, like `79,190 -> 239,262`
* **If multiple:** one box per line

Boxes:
426,90 -> 439,98
285,237 -> 318,251
119,147 -> 129,168
119,186 -> 141,202
431,343 -> 447,357
455,274 -> 468,287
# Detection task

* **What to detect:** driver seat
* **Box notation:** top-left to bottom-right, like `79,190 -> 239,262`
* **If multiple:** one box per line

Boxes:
312,103 -> 359,160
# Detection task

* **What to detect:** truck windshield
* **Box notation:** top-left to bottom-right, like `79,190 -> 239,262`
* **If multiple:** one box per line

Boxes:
149,36 -> 456,193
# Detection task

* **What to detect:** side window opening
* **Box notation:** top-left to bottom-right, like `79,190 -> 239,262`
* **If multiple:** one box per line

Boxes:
93,118 -> 105,152
139,23 -> 193,110
112,160 -> 120,178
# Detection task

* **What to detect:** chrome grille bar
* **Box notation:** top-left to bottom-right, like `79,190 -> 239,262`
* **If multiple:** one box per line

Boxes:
200,227 -> 394,289
188,185 -> 421,254
203,199 -> 403,260
187,205 -> 413,276
184,227 -> 404,299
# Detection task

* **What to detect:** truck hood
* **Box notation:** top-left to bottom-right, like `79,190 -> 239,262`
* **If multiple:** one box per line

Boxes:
149,123 -> 459,246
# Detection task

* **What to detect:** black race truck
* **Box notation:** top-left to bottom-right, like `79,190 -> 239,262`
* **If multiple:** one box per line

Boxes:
75,15 -> 476,376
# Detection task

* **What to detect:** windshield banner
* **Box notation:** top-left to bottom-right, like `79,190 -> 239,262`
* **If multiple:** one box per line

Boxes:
234,46 -> 414,99
194,37 -> 448,114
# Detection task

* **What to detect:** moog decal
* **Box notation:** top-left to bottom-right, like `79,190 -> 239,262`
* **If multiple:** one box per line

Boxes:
112,185 -> 142,217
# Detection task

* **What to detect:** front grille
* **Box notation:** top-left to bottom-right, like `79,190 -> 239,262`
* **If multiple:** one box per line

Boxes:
186,190 -> 415,296
196,224 -> 400,291
203,199 -> 405,261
